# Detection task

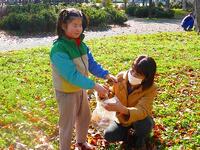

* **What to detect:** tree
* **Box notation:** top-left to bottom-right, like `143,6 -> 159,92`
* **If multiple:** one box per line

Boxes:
194,0 -> 200,32
149,0 -> 153,7
165,0 -> 170,11
124,0 -> 128,9
142,0 -> 145,6
155,0 -> 159,7
102,0 -> 112,7
149,0 -> 153,17
182,0 -> 187,10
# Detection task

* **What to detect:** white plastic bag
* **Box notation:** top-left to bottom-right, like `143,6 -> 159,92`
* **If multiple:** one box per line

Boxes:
91,92 -> 118,128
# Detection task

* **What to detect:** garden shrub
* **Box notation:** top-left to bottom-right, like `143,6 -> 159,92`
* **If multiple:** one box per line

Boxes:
81,6 -> 108,27
125,4 -> 136,16
154,8 -> 175,18
0,3 -> 127,33
105,7 -> 127,24
126,6 -> 175,18
6,3 -> 51,14
135,7 -> 149,18
0,10 -> 57,33
171,1 -> 182,9
112,10 -> 128,24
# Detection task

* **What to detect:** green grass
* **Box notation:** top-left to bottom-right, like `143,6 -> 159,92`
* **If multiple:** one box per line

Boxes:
0,32 -> 200,149
173,9 -> 190,19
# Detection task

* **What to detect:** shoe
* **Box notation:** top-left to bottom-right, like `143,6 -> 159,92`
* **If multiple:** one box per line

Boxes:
74,142 -> 96,150
133,144 -> 147,150
120,141 -> 127,150
120,141 -> 133,150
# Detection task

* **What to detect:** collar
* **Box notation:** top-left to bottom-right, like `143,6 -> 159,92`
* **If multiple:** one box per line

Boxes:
60,34 -> 85,46
68,37 -> 81,46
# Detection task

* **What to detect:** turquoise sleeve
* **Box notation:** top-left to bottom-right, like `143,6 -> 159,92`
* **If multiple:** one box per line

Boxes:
50,52 -> 95,89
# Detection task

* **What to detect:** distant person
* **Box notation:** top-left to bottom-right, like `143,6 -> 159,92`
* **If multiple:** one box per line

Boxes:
181,13 -> 195,31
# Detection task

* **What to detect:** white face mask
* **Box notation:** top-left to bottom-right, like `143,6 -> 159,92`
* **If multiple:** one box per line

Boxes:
128,71 -> 143,85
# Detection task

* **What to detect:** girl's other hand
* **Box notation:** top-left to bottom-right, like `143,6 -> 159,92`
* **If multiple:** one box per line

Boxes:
93,83 -> 108,98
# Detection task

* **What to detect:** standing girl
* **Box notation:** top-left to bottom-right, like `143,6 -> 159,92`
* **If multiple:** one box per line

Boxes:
50,8 -> 116,150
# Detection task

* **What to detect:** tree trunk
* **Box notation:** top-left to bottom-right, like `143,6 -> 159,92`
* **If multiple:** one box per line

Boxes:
182,0 -> 187,10
165,0 -> 170,11
155,0 -> 159,7
124,0 -> 128,9
149,0 -> 153,17
194,0 -> 200,32
149,0 -> 152,6
102,0 -> 106,7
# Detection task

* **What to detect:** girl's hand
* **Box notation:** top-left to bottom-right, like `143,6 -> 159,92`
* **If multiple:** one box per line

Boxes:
103,99 -> 129,115
93,83 -> 109,98
106,74 -> 117,83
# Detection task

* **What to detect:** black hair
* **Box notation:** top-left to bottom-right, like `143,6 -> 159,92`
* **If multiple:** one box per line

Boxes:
56,8 -> 88,38
132,55 -> 157,90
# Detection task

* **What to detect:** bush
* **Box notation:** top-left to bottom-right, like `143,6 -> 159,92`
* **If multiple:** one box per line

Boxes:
40,10 -> 57,32
157,2 -> 164,8
154,8 -> 175,18
125,6 -> 175,18
112,11 -> 128,24
135,7 -> 149,18
105,7 -> 128,24
0,3 -> 127,33
6,3 -> 52,14
0,13 -> 24,30
171,1 -> 182,9
125,4 -> 136,17
81,7 -> 108,27
0,9 -> 57,33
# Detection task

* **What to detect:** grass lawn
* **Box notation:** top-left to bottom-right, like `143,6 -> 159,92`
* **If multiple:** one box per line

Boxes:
0,32 -> 199,149
173,9 -> 190,19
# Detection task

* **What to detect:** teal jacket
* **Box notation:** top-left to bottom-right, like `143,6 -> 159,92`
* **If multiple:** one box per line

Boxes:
50,35 -> 109,93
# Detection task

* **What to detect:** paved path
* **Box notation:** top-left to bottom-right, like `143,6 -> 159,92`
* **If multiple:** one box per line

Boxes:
0,18 -> 183,51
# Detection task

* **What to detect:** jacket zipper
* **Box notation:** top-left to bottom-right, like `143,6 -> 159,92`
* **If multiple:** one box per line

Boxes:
77,46 -> 88,75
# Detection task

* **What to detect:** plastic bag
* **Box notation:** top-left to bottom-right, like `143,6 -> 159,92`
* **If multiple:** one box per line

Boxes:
91,92 -> 118,128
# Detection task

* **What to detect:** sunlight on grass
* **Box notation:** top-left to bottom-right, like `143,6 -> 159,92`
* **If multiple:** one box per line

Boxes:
173,9 -> 190,19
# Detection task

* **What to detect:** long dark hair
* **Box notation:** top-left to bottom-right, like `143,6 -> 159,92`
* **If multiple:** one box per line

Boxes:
56,8 -> 88,38
132,55 -> 157,90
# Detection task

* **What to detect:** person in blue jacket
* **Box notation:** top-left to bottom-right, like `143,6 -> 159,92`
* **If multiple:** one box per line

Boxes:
181,13 -> 195,31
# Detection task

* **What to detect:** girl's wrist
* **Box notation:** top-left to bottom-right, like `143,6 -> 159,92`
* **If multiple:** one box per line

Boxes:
120,106 -> 129,115
105,74 -> 110,79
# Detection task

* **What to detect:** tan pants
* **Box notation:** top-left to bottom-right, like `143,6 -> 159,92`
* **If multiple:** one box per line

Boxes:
55,90 -> 91,150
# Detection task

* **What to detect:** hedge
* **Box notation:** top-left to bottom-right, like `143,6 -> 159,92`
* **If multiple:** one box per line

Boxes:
0,3 -> 127,33
126,5 -> 175,18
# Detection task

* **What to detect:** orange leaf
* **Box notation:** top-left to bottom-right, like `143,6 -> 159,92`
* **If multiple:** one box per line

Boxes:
9,144 -> 14,150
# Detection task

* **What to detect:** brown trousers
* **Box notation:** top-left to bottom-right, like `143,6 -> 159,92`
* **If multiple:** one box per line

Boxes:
55,90 -> 91,150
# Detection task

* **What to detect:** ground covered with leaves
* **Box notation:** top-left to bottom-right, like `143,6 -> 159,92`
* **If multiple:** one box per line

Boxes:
0,32 -> 199,149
